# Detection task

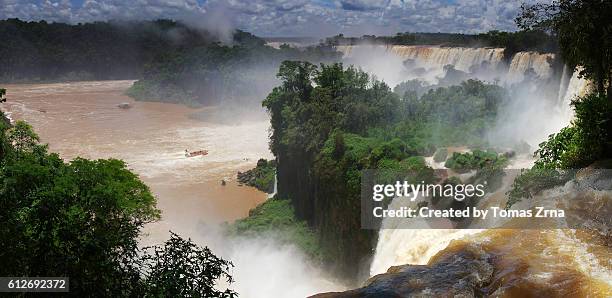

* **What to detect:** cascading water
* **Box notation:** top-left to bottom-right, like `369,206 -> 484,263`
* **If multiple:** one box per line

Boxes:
370,224 -> 483,276
336,45 -> 561,86
268,174 -> 278,199
506,51 -> 556,83
336,45 -> 506,85
338,45 -> 600,286
336,45 -> 506,72
369,156 -> 483,277
558,68 -> 590,119
387,45 -> 506,73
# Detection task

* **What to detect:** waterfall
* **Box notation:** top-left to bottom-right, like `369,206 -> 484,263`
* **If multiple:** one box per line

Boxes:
558,68 -> 590,119
369,154 -> 481,276
336,45 -> 505,85
557,64 -> 572,104
268,174 -> 278,199
347,44 -> 593,278
370,227 -> 483,276
506,51 -> 556,83
388,45 -> 505,73
336,45 -> 558,87
336,45 -> 505,72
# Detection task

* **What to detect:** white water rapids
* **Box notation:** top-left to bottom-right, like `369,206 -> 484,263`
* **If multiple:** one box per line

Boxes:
334,45 -> 597,282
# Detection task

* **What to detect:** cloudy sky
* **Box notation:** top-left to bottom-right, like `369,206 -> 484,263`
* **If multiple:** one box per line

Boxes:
0,0 -> 533,37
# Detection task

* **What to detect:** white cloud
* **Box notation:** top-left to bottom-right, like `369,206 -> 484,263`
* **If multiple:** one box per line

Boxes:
0,0 -> 527,36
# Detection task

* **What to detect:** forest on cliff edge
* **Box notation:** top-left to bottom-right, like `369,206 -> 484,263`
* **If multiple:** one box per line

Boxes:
250,0 -> 612,282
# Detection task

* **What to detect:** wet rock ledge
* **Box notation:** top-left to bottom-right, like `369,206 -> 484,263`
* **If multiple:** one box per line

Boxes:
312,244 -> 494,298
237,158 -> 276,193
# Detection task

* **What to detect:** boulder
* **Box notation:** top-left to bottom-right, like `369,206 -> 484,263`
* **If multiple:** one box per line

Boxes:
312,243 -> 494,298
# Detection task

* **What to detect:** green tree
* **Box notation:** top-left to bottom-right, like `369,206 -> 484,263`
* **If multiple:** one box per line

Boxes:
516,0 -> 612,98
534,93 -> 612,168
141,232 -> 236,298
7,120 -> 40,153
0,119 -> 157,295
332,131 -> 346,160
0,118 -> 240,296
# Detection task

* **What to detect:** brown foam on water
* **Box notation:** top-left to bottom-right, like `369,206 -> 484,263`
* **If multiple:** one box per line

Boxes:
3,80 -> 272,244
440,229 -> 612,297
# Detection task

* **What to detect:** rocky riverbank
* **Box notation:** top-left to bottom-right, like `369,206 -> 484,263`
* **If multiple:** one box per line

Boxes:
237,158 -> 276,193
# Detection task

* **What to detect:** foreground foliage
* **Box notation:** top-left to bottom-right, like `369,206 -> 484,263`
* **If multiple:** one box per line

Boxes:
0,115 -> 235,296
506,1 -> 612,208
141,232 -> 236,297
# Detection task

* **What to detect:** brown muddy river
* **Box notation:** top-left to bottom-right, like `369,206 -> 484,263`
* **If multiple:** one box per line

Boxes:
2,80 -> 273,244
4,80 -> 609,297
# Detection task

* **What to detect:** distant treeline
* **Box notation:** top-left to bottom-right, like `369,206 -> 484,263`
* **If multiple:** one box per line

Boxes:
0,18 -> 341,105
0,18 -> 259,82
126,34 -> 341,107
1,18 -> 558,106
325,30 -> 558,60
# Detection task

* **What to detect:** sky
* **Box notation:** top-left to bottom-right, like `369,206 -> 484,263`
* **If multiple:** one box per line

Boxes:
0,0 -> 534,37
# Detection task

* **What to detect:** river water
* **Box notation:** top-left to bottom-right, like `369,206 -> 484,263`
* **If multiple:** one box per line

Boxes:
2,80 -> 273,244
6,77 -> 606,296
2,80 -> 345,297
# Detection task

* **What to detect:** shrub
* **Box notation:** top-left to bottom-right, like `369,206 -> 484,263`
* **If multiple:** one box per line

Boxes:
535,93 -> 612,169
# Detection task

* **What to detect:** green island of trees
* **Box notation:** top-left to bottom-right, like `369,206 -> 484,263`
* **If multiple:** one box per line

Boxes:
259,60 -> 509,277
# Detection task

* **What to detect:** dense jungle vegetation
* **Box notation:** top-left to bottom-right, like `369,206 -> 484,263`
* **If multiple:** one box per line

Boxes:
0,18 -> 230,82
261,61 -> 508,277
0,109 -> 236,297
126,38 -> 341,107
255,0 -> 612,279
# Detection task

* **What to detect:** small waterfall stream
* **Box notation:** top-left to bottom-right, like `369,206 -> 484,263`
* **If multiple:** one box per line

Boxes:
268,174 -> 278,199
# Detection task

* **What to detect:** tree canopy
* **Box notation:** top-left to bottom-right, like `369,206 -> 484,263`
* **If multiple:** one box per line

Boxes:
263,61 -> 508,277
0,18 -> 258,82
0,110 -> 236,296
516,0 -> 612,98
